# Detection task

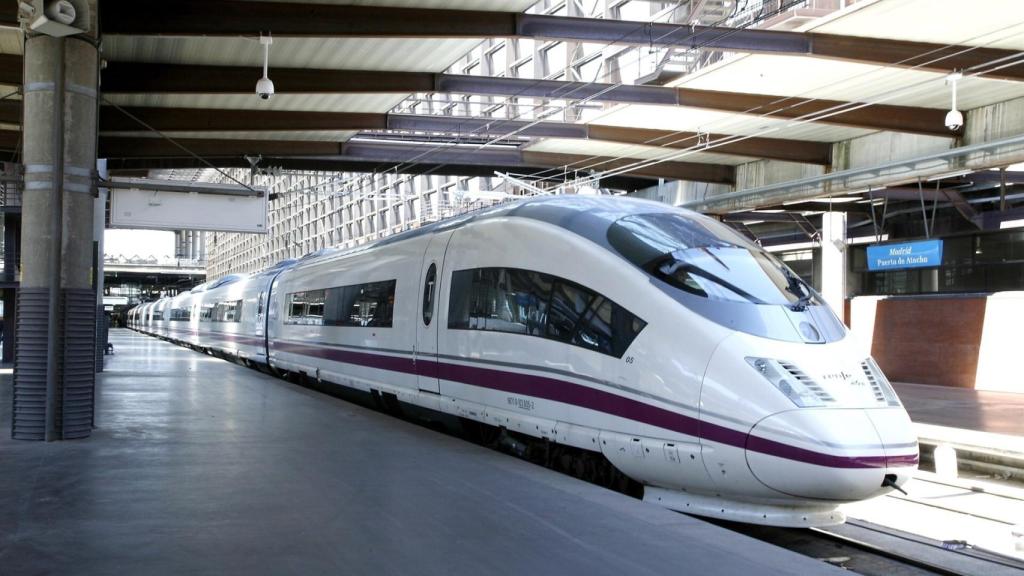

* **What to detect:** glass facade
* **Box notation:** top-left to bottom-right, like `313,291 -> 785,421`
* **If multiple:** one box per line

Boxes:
851,229 -> 1024,295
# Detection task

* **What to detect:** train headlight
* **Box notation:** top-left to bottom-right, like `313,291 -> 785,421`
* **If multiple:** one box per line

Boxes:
745,357 -> 825,408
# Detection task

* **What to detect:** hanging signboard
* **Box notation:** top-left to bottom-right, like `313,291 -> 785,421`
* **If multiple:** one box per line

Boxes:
866,239 -> 943,271
108,180 -> 268,234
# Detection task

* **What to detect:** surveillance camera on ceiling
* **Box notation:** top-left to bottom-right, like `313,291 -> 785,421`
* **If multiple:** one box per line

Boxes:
256,34 -> 274,100
945,109 -> 963,132
944,71 -> 963,132
256,76 -> 274,100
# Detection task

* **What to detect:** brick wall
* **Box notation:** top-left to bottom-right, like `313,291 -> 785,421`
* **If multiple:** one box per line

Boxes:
849,293 -> 1024,392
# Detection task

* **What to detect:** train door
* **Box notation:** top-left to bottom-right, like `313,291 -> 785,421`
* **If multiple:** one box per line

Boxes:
415,230 -> 454,394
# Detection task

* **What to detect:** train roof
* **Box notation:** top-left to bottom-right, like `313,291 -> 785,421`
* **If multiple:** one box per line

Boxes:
185,195 -> 689,288
288,194 -> 683,270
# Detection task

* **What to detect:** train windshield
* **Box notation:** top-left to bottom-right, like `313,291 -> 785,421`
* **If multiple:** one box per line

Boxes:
607,212 -> 821,307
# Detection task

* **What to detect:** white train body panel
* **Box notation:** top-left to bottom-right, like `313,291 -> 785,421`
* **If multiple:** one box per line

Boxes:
128,196 -> 918,527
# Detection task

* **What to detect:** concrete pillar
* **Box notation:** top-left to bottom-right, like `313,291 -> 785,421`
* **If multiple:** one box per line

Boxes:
820,212 -> 848,323
13,21 -> 100,441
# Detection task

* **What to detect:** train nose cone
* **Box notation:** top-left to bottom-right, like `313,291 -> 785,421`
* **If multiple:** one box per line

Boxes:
745,409 -> 917,501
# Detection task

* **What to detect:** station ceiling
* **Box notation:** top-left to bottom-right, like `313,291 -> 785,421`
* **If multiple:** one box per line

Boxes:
0,0 -> 1022,213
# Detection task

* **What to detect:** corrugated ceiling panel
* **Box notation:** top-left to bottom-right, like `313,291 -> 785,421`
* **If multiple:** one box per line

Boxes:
674,54 -> 1024,112
0,29 -> 21,55
523,138 -> 755,166
809,0 -> 1024,50
101,130 -> 360,142
102,36 -> 484,72
590,103 -> 874,143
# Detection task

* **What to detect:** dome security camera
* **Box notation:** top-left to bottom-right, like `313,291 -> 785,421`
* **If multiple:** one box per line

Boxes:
256,34 -> 274,100
256,76 -> 275,100
945,109 -> 963,132
944,71 -> 963,132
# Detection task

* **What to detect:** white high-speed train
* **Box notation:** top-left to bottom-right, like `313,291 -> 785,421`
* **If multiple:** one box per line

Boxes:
129,195 -> 918,527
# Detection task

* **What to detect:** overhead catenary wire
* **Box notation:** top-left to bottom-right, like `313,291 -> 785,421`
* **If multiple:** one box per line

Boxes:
347,0 -> 972,190
274,0 -> 801,199
103,96 -> 262,194
522,20 -> 1024,187
329,3 -> 1018,202
258,4 -> 1021,220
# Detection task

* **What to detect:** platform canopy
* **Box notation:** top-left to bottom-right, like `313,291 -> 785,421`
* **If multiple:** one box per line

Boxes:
0,0 -> 1022,197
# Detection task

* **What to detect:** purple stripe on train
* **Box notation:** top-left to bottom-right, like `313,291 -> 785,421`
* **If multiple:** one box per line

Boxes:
271,340 -> 918,470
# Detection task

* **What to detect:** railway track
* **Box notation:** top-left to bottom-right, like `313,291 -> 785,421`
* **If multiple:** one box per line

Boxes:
712,517 -> 1024,576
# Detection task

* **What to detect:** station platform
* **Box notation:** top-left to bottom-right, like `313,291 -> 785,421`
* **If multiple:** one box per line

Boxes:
893,382 -> 1024,437
893,382 -> 1024,483
0,330 -> 838,575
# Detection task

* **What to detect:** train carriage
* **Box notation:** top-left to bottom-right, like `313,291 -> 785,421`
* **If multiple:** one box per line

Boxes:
129,195 -> 918,527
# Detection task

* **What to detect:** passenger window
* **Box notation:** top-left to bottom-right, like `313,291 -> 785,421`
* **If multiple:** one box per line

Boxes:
546,282 -> 595,342
448,267 -> 646,358
509,269 -> 551,336
422,263 -> 437,326
573,297 -> 613,353
322,280 -> 396,327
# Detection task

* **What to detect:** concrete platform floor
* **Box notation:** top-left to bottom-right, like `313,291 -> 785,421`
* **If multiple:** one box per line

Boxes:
893,382 -> 1024,437
0,330 -> 839,575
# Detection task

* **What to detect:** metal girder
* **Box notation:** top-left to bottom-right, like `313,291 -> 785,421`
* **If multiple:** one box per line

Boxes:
584,125 -> 831,164
866,187 -> 951,201
0,54 -> 20,86
0,129 -> 19,150
95,135 -> 735,184
0,4 -> 16,28
520,151 -> 735,184
101,107 -> 388,132
102,62 -> 436,94
98,136 -> 345,158
942,187 -> 980,226
673,88 -> 952,137
0,100 -> 19,125
98,105 -> 831,164
724,211 -> 805,223
98,63 -> 953,137
100,1 -> 1024,81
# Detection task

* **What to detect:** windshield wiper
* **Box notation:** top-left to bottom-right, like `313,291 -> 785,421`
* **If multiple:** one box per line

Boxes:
780,267 -> 813,311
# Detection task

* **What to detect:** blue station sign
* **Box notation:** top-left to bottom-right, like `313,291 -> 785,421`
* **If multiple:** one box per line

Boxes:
867,239 -> 944,271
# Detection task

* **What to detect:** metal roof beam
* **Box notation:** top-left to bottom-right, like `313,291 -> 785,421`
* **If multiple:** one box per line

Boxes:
0,100 -> 19,125
724,212 -> 808,223
98,106 -> 831,165
100,106 -> 388,132
100,1 -> 1024,81
99,63 -> 954,137
867,187 -> 951,201
94,135 -> 735,184
0,54 -> 21,86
